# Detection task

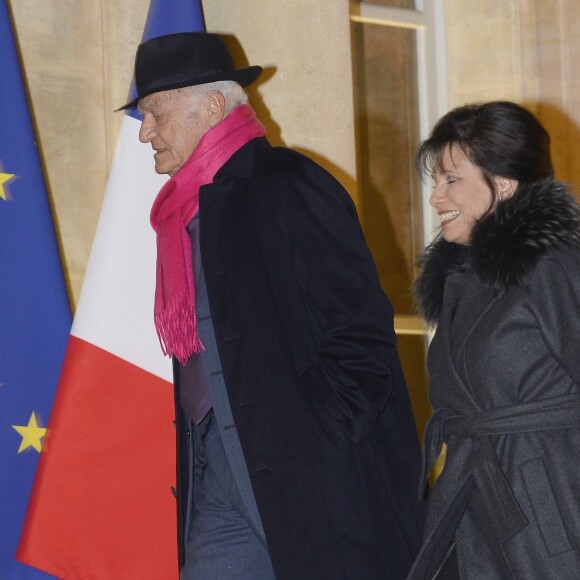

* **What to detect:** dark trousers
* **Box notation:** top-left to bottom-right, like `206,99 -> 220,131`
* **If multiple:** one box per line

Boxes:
180,412 -> 276,580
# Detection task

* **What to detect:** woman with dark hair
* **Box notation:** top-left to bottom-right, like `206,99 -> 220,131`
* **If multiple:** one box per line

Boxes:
409,101 -> 580,579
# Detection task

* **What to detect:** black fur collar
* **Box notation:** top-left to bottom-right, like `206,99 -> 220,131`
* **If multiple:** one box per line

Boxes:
414,179 -> 580,325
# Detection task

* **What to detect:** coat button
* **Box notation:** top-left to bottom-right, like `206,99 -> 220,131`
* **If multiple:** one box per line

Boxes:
186,428 -> 191,438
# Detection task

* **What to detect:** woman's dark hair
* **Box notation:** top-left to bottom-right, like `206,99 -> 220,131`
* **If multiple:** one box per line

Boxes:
416,101 -> 553,208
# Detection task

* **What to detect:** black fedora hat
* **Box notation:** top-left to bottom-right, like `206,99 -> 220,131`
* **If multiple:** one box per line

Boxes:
117,32 -> 262,110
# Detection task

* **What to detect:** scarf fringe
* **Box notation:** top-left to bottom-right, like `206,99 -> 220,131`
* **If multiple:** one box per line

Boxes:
154,294 -> 204,365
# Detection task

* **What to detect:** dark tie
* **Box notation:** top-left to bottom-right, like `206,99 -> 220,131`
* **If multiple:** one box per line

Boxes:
179,353 -> 212,424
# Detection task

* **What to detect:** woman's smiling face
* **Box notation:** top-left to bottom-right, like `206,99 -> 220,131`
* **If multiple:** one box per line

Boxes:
429,144 -> 494,245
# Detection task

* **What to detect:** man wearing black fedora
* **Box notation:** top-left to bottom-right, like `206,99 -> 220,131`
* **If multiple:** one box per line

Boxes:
120,32 -> 424,579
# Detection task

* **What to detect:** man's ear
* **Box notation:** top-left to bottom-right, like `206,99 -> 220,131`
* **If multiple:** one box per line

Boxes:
206,91 -> 226,127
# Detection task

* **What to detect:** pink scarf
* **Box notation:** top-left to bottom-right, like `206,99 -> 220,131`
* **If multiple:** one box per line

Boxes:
150,104 -> 265,364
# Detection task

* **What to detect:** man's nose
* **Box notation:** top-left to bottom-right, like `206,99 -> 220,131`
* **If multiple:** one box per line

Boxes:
139,119 -> 153,144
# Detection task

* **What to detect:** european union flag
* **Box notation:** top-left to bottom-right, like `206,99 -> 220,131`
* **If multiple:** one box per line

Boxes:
0,2 -> 71,578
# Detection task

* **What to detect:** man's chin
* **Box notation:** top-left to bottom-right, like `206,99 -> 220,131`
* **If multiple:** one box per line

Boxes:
153,162 -> 171,176
153,158 -> 179,176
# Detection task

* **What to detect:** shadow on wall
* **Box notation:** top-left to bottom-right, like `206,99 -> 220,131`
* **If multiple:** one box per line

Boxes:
221,33 -> 357,195
219,33 -> 283,147
530,102 -> 580,194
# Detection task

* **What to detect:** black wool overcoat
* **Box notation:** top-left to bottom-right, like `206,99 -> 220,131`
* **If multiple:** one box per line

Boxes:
172,137 -> 425,580
410,179 -> 580,579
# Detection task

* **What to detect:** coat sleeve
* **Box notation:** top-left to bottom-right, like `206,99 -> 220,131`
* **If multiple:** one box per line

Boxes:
253,148 -> 400,443
528,247 -> 580,383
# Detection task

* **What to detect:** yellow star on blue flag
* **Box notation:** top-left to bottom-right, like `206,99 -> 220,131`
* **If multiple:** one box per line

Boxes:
12,412 -> 47,453
0,171 -> 15,200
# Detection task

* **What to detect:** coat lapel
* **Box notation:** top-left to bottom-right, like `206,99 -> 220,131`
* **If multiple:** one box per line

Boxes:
428,270 -> 480,412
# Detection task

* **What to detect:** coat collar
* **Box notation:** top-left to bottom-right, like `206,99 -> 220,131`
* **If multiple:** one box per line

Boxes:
415,179 -> 580,325
211,136 -> 268,183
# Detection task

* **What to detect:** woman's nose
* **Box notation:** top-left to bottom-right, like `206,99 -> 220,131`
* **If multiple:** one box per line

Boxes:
429,186 -> 442,208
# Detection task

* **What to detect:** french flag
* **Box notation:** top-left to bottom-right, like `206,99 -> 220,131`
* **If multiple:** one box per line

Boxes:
17,1 -> 205,578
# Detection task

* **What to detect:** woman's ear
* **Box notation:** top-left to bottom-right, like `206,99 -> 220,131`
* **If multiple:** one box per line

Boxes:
494,176 -> 518,200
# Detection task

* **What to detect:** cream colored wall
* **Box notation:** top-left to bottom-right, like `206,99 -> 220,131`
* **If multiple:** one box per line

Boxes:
445,1 -> 523,104
203,1 -> 356,185
10,0 -> 580,309
10,0 -> 150,307
445,0 -> 580,188
10,0 -> 356,309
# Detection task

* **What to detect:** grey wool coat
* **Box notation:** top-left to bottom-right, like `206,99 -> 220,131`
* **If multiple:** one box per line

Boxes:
409,179 -> 580,579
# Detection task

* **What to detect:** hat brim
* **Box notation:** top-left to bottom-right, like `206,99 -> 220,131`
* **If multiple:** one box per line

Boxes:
115,65 -> 262,111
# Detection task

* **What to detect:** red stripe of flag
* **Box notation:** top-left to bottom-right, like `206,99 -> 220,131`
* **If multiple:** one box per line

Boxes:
18,337 -> 177,579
